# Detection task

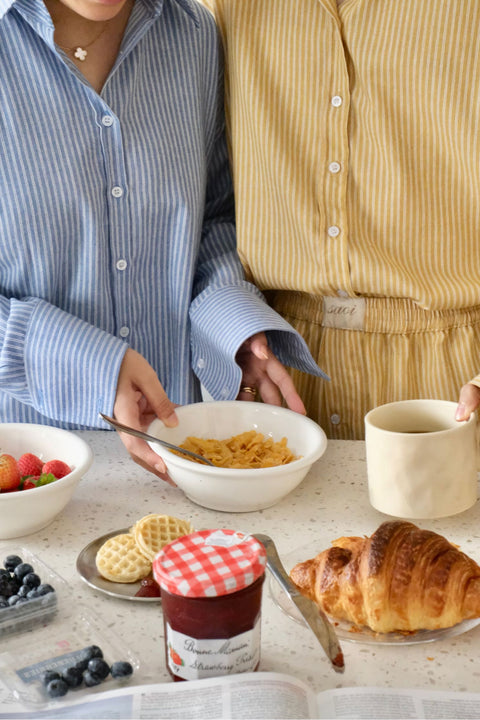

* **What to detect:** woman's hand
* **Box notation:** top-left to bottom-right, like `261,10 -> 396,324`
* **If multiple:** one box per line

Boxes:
456,382 -> 480,422
112,348 -> 178,484
235,332 -> 306,414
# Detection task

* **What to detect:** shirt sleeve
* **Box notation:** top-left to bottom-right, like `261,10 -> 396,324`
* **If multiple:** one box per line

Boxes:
0,296 -> 127,427
190,281 -> 329,400
468,376 -> 480,391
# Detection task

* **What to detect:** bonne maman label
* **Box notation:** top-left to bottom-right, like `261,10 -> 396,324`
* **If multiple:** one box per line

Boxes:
165,619 -> 261,680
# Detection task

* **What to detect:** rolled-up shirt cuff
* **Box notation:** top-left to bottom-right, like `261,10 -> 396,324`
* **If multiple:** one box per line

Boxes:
190,283 -> 329,400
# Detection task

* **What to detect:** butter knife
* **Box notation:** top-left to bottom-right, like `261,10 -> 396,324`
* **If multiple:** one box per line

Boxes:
254,533 -> 345,673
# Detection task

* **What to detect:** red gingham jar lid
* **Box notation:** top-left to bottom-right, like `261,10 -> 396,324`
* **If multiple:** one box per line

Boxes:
152,529 -> 267,598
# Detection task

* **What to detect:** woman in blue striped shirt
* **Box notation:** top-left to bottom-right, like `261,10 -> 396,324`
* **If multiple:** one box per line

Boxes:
0,0 -> 327,479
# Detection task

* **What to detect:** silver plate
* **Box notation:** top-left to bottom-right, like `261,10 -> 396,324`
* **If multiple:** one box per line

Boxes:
76,528 -> 161,603
268,540 -> 480,645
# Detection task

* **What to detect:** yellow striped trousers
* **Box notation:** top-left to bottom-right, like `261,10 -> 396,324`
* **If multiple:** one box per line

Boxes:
271,292 -> 480,440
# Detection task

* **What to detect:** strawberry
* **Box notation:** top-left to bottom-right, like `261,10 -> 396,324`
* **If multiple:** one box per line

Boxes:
0,454 -> 21,491
20,473 -> 56,490
41,459 -> 71,479
22,478 -> 38,490
18,452 -> 43,478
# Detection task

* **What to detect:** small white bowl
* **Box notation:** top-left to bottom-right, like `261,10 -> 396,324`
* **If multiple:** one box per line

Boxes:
0,424 -> 93,539
148,401 -> 327,512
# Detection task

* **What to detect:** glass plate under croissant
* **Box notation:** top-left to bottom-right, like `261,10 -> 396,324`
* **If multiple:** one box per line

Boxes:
269,521 -> 480,645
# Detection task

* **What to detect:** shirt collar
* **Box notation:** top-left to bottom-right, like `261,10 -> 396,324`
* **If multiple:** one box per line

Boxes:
0,0 -> 19,20
143,0 -> 200,24
0,0 -> 45,21
0,0 -> 200,25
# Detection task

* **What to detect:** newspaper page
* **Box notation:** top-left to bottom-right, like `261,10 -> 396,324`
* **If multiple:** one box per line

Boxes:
3,674 -> 480,720
316,685 -> 480,720
0,672 -> 317,720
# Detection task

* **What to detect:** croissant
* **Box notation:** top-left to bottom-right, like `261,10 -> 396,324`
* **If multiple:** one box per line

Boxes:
289,521 -> 480,633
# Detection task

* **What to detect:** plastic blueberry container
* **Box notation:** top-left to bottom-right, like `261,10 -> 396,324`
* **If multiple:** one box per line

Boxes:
0,547 -> 140,709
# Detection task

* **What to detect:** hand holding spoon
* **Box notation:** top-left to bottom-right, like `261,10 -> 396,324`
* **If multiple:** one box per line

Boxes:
99,413 -> 215,466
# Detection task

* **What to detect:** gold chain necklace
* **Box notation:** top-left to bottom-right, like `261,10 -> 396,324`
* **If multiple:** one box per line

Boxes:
55,22 -> 108,62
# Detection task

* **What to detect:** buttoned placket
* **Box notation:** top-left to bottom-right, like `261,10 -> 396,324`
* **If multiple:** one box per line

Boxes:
94,101 -> 134,343
320,14 -> 356,434
323,22 -> 352,300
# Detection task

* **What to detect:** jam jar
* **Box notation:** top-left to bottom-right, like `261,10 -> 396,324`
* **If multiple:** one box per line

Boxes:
153,529 -> 266,682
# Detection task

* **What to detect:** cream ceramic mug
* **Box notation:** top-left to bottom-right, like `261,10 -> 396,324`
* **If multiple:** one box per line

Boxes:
364,399 -> 478,519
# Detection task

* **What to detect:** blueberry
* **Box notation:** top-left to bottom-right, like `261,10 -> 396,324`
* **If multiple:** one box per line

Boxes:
110,661 -> 133,679
17,585 -> 29,598
7,595 -> 19,606
46,678 -> 69,698
87,658 -> 110,680
62,666 -> 83,688
83,671 -> 102,687
80,645 -> 103,661
9,579 -> 21,595
0,569 -> 10,580
35,583 -> 55,596
22,572 -> 40,590
75,659 -> 89,673
0,600 -> 8,608
13,563 -> 33,581
1,576 -> 19,597
41,670 -> 61,687
4,555 -> 22,572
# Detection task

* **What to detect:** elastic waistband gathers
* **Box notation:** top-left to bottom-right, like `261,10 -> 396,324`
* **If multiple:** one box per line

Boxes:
271,292 -> 480,335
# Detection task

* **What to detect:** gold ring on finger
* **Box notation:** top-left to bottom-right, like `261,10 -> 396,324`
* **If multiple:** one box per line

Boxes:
240,386 -> 257,397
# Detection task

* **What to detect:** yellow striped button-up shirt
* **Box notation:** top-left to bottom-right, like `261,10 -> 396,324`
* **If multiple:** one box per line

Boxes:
202,0 -> 480,436
203,0 -> 480,307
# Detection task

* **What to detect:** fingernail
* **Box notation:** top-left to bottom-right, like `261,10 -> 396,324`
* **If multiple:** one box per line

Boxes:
163,412 -> 178,427
455,403 -> 466,421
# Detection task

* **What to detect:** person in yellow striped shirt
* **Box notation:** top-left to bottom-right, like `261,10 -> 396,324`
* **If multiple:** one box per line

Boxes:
201,0 -> 480,439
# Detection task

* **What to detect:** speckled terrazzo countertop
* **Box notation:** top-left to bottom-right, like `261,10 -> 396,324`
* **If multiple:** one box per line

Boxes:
1,431 -> 480,712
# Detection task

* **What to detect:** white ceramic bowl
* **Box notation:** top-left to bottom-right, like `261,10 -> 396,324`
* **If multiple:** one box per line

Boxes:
0,423 -> 93,539
147,401 -> 327,512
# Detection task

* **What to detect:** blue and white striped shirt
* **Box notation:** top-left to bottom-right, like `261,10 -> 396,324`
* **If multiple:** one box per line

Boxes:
0,0 -> 326,430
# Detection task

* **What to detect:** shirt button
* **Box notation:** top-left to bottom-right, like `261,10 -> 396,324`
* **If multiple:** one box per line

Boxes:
331,95 -> 343,107
328,225 -> 340,238
102,115 -> 114,127
119,326 -> 130,338
111,186 -> 123,198
328,162 -> 341,174
220,387 -> 229,397
330,413 -> 341,425
197,358 -> 206,369
337,289 -> 349,298
116,259 -> 127,271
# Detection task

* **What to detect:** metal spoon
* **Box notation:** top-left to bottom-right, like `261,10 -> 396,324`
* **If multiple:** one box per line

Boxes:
99,413 -> 215,466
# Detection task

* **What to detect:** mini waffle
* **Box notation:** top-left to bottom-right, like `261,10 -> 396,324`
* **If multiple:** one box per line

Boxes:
95,533 -> 152,583
133,514 -> 194,561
